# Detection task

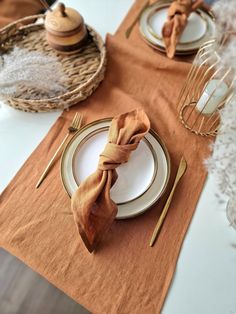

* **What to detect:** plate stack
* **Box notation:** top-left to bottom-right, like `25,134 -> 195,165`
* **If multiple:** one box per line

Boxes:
61,119 -> 171,219
139,0 -> 216,55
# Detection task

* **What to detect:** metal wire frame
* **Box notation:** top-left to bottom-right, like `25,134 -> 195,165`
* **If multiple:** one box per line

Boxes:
177,39 -> 236,137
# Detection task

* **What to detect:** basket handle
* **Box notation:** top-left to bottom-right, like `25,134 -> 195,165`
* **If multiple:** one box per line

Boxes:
0,14 -> 45,34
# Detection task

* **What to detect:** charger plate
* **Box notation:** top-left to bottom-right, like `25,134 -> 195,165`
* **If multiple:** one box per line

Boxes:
139,1 -> 216,55
61,119 -> 171,219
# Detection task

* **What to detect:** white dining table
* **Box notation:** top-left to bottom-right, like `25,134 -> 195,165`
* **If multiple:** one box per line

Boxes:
0,1 -> 235,313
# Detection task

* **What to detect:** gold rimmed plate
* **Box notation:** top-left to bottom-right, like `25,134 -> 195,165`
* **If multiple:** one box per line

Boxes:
139,0 -> 216,55
61,119 -> 171,219
147,5 -> 208,44
143,37 -> 198,56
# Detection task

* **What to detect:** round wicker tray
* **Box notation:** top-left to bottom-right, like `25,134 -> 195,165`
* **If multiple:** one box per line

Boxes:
0,14 -> 106,112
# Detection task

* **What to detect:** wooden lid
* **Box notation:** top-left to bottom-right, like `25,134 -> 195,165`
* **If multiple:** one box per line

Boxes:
45,3 -> 84,34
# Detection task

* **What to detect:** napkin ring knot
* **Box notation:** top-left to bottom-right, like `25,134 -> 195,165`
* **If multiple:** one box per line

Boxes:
98,142 -> 138,171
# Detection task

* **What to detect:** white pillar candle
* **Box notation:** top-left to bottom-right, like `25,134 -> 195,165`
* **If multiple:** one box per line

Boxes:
196,79 -> 229,115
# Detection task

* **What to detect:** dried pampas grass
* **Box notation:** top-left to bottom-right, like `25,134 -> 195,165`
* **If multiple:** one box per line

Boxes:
212,1 -> 236,78
212,0 -> 236,35
0,47 -> 67,100
206,0 -> 236,228
206,97 -> 236,228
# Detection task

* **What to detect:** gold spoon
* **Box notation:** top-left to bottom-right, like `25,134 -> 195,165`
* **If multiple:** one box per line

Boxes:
149,156 -> 187,247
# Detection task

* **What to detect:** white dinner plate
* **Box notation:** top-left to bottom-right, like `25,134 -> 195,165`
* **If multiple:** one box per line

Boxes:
139,1 -> 217,54
148,7 -> 207,44
61,119 -> 171,219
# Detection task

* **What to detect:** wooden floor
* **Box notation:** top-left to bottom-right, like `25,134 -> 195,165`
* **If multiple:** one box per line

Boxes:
0,249 -> 90,314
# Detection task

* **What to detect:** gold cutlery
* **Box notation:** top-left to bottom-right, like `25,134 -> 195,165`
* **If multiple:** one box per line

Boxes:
125,0 -> 150,39
149,157 -> 187,247
39,0 -> 52,11
36,112 -> 83,189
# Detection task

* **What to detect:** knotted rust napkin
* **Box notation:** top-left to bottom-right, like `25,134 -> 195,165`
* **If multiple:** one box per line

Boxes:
71,109 -> 150,252
162,0 -> 204,58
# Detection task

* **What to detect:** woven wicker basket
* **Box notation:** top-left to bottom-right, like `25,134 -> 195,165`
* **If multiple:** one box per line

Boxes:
0,14 -> 106,112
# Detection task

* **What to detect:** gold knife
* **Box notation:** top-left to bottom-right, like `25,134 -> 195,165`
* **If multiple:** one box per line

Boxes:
150,157 -> 187,247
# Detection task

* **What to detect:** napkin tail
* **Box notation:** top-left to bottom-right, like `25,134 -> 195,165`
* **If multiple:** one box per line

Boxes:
71,109 -> 150,252
72,170 -> 117,253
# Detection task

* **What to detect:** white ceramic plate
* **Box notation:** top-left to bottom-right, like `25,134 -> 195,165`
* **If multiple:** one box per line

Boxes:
61,119 -> 171,219
139,1 -> 217,54
148,7 -> 207,44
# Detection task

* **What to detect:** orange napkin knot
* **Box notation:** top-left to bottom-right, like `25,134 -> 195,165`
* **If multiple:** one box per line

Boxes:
98,142 -> 139,171
71,109 -> 150,252
162,0 -> 204,58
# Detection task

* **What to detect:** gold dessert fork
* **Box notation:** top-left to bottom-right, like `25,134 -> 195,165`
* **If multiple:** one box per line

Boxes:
36,112 -> 83,188
150,157 -> 187,247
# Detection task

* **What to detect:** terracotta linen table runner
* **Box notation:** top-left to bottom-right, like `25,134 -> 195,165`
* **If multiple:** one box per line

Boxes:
0,1 -> 211,313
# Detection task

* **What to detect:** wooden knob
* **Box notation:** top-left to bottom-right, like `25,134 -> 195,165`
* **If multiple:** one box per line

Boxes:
58,3 -> 67,17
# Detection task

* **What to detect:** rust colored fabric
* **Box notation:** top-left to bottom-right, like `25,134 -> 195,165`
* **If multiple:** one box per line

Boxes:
0,0 -> 44,28
72,109 -> 150,253
162,0 -> 203,58
0,0 -> 212,313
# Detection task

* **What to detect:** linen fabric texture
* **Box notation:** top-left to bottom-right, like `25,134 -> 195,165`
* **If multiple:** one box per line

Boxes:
0,0 -> 211,313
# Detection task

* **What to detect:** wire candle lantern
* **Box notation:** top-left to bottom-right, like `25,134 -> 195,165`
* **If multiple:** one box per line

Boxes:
177,38 -> 236,137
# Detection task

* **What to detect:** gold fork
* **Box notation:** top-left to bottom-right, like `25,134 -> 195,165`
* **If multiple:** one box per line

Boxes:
149,157 -> 187,247
125,0 -> 150,39
36,113 -> 83,188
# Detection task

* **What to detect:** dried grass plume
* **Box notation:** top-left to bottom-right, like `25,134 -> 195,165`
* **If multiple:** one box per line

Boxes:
0,47 -> 67,100
206,0 -> 236,228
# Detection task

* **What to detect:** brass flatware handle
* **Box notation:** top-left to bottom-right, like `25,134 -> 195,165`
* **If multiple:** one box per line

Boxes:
36,113 -> 82,189
149,156 -> 187,247
39,0 -> 52,11
35,134 -> 69,189
125,0 -> 150,39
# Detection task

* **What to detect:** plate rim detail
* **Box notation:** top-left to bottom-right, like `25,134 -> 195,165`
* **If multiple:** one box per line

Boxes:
60,118 -> 171,219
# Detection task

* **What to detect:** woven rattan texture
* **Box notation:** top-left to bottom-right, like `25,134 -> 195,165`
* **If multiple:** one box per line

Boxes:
0,15 -> 106,112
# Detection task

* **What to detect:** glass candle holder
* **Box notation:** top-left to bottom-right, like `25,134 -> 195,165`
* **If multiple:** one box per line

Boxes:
177,39 -> 236,137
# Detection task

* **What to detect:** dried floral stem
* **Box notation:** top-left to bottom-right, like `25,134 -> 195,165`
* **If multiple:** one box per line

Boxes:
206,0 -> 236,228
0,47 -> 67,100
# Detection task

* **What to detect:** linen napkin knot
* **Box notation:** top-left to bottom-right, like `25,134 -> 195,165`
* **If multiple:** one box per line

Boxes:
98,142 -> 139,171
71,109 -> 150,252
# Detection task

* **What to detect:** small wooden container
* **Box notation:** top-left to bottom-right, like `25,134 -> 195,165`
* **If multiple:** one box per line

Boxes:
45,2 -> 88,53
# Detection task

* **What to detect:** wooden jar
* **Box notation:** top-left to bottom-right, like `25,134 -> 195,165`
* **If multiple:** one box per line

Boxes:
45,3 -> 88,53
